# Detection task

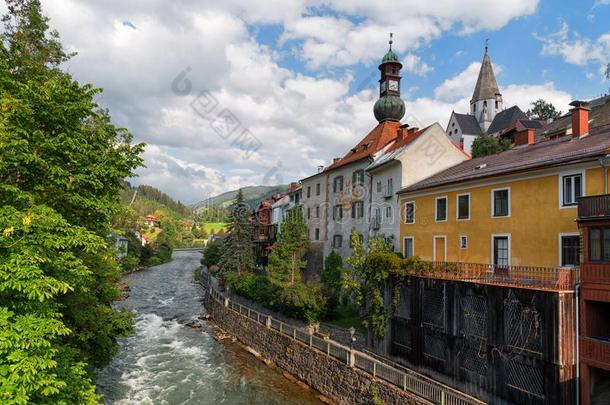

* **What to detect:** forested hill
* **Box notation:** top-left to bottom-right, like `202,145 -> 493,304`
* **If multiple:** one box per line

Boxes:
191,184 -> 289,211
121,183 -> 191,218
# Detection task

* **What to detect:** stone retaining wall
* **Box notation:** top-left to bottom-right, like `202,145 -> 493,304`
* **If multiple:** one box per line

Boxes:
203,289 -> 427,405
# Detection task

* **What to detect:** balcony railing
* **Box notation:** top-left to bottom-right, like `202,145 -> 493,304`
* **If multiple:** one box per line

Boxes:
404,261 -> 579,292
578,194 -> 610,220
580,337 -> 610,368
580,262 -> 610,284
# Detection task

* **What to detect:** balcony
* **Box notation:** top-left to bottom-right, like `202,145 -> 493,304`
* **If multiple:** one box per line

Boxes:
581,262 -> 610,285
578,195 -> 610,220
404,261 -> 579,292
580,337 -> 610,369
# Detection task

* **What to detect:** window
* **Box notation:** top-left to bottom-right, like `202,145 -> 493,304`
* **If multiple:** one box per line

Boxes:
492,235 -> 510,267
333,235 -> 343,248
307,207 -> 311,219
333,176 -> 343,193
307,186 -> 311,198
314,228 -> 320,241
374,208 -> 381,221
435,197 -> 447,222
315,206 -> 320,218
387,178 -> 393,195
561,173 -> 583,206
351,201 -> 364,219
460,235 -> 468,249
403,237 -> 414,258
333,205 -> 343,220
386,206 -> 392,218
589,227 -> 610,262
492,188 -> 510,217
316,183 -> 320,196
376,181 -> 382,193
560,234 -> 580,267
352,170 -> 364,187
473,103 -> 476,113
404,202 -> 415,224
457,193 -> 470,220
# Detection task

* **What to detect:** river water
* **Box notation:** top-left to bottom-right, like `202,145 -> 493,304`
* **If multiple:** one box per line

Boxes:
96,251 -> 322,405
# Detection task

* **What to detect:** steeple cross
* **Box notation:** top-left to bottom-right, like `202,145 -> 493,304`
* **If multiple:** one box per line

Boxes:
485,38 -> 489,53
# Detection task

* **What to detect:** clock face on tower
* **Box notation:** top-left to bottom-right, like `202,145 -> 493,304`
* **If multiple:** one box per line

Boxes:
388,80 -> 399,91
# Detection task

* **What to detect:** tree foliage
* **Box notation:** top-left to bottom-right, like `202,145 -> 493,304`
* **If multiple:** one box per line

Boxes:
343,232 -> 400,339
0,1 -> 144,402
219,189 -> 254,274
526,99 -> 562,121
268,207 -> 309,285
471,133 -> 510,158
321,250 -> 343,317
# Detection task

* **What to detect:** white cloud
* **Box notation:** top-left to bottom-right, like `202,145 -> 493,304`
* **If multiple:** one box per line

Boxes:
402,54 -> 433,77
534,21 -> 610,74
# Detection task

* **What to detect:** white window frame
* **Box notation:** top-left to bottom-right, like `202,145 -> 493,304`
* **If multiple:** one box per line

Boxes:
490,233 -> 511,267
460,235 -> 468,250
435,196 -> 448,223
456,193 -> 471,221
558,232 -> 580,268
433,235 -> 447,262
333,234 -> 343,249
403,236 -> 415,258
404,201 -> 415,224
558,169 -> 586,209
490,187 -> 511,218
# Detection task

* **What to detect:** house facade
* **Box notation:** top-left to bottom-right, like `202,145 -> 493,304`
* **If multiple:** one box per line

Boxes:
400,102 -> 610,268
366,123 -> 469,251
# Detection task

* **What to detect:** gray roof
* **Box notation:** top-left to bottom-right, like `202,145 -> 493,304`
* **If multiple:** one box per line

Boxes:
471,52 -> 500,103
399,127 -> 610,194
487,105 -> 528,135
453,113 -> 481,135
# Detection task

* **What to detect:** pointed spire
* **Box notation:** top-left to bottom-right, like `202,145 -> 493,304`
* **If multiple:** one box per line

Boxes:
471,45 -> 500,103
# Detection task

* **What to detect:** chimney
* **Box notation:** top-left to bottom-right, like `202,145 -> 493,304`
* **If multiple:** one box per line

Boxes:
569,100 -> 590,138
514,128 -> 535,146
333,157 -> 341,164
397,123 -> 409,142
317,165 -> 324,173
289,182 -> 298,192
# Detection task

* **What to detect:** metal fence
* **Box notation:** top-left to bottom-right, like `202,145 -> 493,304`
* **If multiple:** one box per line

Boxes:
205,284 -> 484,405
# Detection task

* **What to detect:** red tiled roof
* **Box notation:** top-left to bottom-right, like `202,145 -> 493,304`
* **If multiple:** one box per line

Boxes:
385,125 -> 429,152
325,120 -> 401,171
399,128 -> 610,194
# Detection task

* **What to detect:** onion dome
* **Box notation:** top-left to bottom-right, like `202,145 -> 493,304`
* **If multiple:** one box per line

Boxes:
374,95 -> 405,122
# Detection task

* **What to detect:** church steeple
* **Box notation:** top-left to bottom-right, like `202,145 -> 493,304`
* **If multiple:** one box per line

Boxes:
374,34 -> 406,123
470,44 -> 502,131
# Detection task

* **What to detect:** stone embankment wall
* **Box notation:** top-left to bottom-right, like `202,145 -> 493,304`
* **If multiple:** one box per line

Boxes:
204,288 -> 425,405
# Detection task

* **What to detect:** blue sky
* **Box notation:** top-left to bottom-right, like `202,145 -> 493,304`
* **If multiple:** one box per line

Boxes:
27,0 -> 610,203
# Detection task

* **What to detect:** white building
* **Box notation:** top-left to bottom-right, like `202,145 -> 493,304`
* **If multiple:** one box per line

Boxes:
366,123 -> 470,252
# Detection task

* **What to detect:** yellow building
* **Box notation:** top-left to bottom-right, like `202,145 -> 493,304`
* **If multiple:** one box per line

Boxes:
398,103 -> 610,268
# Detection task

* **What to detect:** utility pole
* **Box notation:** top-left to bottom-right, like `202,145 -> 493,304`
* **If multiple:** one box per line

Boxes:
129,188 -> 138,207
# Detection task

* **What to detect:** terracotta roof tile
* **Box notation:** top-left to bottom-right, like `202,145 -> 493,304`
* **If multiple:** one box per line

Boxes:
325,120 -> 401,171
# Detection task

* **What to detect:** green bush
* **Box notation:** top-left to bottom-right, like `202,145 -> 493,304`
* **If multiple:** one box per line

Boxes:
202,239 -> 223,268
227,273 -> 326,323
121,253 -> 140,272
321,251 -> 343,318
146,256 -> 162,267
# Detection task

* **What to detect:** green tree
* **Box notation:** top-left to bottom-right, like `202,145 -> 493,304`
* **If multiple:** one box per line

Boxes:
526,99 -> 562,121
219,189 -> 254,274
471,133 -> 510,158
268,207 -> 309,286
321,250 -> 343,317
0,1 -> 143,402
202,239 -> 223,268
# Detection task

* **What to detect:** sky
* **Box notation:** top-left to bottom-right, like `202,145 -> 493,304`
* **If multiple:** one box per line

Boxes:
16,1 -> 610,203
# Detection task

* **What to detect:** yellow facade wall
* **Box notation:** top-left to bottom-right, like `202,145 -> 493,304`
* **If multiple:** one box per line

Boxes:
399,165 -> 609,268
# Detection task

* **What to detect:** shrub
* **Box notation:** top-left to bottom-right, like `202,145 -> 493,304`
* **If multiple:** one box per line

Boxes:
321,251 -> 343,318
202,239 -> 223,268
121,253 -> 140,272
147,256 -> 162,267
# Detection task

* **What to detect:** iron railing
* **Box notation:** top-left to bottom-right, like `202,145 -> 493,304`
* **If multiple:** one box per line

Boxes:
204,280 -> 484,405
409,261 -> 579,292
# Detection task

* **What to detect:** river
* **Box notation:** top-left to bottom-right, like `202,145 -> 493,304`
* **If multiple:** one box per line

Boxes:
96,251 -> 322,404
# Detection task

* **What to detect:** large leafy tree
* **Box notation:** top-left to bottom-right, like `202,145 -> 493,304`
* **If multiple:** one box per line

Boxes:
471,132 -> 510,158
268,207 -> 309,285
527,99 -> 562,121
219,189 -> 254,274
0,1 -> 144,403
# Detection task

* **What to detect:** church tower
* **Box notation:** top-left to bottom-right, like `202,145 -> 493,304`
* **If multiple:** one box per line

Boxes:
374,34 -> 406,123
470,45 -> 502,131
